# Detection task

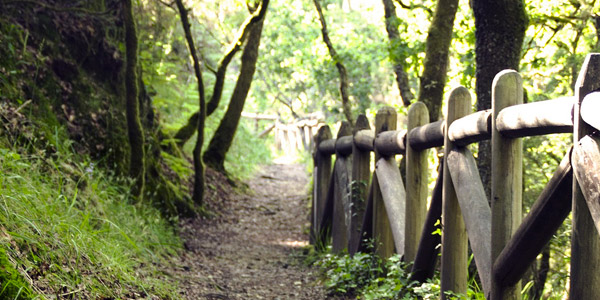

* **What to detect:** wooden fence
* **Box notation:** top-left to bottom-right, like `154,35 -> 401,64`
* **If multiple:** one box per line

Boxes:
310,53 -> 600,299
242,112 -> 323,152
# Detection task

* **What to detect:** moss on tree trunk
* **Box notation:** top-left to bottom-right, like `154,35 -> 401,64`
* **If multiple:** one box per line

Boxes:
473,0 -> 528,198
123,0 -> 145,198
417,0 -> 459,122
174,0 -> 207,205
381,0 -> 415,107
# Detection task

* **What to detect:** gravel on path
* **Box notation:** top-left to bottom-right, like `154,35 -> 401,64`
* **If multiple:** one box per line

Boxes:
168,163 -> 332,300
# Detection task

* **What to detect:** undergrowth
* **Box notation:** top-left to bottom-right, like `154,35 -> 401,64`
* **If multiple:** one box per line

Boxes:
315,247 -> 485,299
0,142 -> 181,299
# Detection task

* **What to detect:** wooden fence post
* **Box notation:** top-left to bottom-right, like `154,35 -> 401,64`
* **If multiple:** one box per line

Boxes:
405,102 -> 430,262
490,70 -> 523,300
311,125 -> 332,245
570,53 -> 600,299
440,87 -> 470,298
349,114 -> 372,255
332,121 -> 353,253
373,106 -> 397,258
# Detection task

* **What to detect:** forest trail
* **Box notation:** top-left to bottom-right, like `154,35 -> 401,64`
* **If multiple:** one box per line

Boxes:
168,162 -> 330,299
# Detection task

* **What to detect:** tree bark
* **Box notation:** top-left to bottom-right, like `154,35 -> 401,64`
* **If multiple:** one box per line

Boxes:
206,3 -> 270,116
381,0 -> 414,107
203,0 -> 269,172
174,0 -> 207,205
417,0 -> 459,122
473,0 -> 528,197
123,0 -> 145,198
313,0 -> 353,124
173,2 -> 269,147
528,245 -> 550,300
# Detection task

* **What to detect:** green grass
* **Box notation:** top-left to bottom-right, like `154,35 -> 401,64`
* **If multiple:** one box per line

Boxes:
0,145 -> 182,299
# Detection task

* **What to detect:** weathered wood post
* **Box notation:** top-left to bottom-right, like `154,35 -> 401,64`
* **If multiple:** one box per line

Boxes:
311,125 -> 332,245
332,121 -> 353,253
349,115 -> 372,255
570,53 -> 600,299
440,87 -> 470,299
405,102 -> 430,262
373,106 -> 397,258
303,125 -> 310,150
490,70 -> 523,300
275,121 -> 281,150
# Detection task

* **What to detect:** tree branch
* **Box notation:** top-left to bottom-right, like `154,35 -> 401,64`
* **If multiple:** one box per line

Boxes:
206,0 -> 270,116
394,0 -> 433,16
312,0 -> 353,125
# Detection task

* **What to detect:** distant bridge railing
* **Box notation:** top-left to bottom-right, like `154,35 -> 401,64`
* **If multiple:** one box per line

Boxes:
310,53 -> 600,299
242,112 -> 324,152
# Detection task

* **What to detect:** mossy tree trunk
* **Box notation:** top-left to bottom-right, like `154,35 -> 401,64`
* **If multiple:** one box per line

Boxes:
173,4 -> 270,147
417,0 -> 459,122
203,0 -> 269,172
382,0 -> 459,121
174,0 -> 207,205
473,0 -> 528,197
123,0 -> 145,198
381,0 -> 415,107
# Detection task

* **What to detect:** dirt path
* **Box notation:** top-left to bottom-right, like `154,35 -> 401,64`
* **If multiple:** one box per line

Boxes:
171,163 -> 330,299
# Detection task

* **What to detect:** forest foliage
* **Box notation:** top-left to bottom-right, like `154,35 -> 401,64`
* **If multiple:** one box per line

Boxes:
0,0 -> 598,298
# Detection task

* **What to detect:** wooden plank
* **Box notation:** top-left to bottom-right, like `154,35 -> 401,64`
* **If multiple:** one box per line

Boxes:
316,164 -> 336,248
241,111 -> 279,120
336,136 -> 353,156
331,122 -> 353,252
373,106 -> 398,258
441,87 -> 471,298
258,123 -> 276,138
311,125 -> 332,246
375,157 -> 406,256
490,70 -> 523,300
495,97 -> 574,138
407,119 -> 445,150
448,110 -> 492,146
573,136 -> 600,235
580,92 -> 600,131
447,147 -> 492,296
411,160 -> 443,282
570,53 -> 600,300
405,102 -> 430,262
374,130 -> 406,156
354,129 -> 374,151
493,150 -> 572,287
349,115 -> 372,255
332,157 -> 352,253
318,138 -> 336,155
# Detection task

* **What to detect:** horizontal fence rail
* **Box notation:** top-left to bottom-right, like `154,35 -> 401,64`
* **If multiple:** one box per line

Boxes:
309,53 -> 600,300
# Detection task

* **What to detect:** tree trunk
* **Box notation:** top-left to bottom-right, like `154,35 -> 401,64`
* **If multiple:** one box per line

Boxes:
417,0 -> 459,122
473,0 -> 528,197
203,0 -> 269,172
123,0 -> 145,198
174,0 -> 207,205
381,0 -> 414,107
173,2 -> 270,147
313,0 -> 353,124
528,245 -> 550,300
